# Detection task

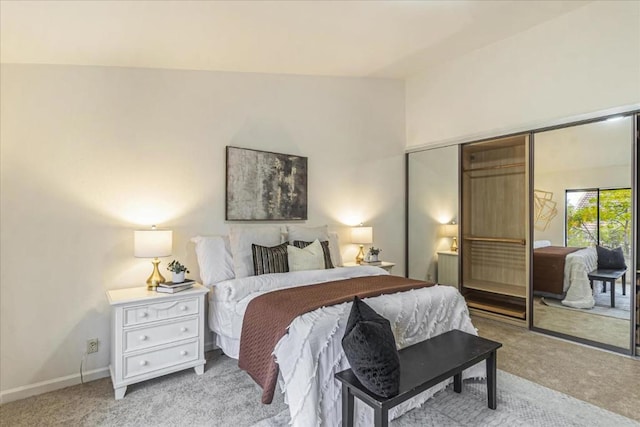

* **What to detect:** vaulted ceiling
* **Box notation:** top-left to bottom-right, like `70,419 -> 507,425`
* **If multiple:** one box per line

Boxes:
1,0 -> 589,78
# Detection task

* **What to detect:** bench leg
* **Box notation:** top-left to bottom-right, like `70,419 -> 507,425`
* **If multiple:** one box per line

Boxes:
342,384 -> 354,427
487,351 -> 497,410
622,274 -> 626,295
374,407 -> 388,427
454,372 -> 462,393
610,280 -> 615,307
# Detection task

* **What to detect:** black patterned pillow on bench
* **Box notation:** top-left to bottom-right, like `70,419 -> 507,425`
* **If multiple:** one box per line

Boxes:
341,296 -> 400,398
596,245 -> 626,270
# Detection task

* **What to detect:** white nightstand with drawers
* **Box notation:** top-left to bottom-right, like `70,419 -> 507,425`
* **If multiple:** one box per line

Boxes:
106,284 -> 209,399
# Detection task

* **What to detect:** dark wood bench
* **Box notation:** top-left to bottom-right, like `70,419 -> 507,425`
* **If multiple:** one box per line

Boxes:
587,269 -> 627,307
335,329 -> 502,427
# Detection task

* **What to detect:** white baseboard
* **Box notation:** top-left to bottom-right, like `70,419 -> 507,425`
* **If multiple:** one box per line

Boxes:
1,339 -> 217,404
0,367 -> 110,404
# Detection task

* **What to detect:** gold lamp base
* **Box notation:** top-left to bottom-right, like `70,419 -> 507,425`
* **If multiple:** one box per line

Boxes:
355,244 -> 365,264
146,258 -> 166,290
450,237 -> 458,253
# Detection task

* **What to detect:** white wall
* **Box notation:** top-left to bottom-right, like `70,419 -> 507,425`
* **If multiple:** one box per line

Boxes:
0,64 -> 405,399
533,117 -> 634,244
406,1 -> 640,149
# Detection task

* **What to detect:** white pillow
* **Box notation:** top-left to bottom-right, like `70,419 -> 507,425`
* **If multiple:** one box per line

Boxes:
328,231 -> 343,267
288,239 -> 325,272
533,240 -> 552,249
191,235 -> 235,285
229,225 -> 282,278
287,225 -> 329,242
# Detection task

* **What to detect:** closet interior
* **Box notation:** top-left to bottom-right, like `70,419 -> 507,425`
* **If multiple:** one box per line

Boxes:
460,135 -> 529,324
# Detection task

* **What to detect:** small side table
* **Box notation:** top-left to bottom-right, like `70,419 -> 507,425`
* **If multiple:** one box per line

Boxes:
106,284 -> 209,399
343,261 -> 395,273
437,251 -> 458,287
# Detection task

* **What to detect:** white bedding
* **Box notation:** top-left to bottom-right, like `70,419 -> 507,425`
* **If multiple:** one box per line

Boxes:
206,267 -> 483,426
561,246 -> 598,309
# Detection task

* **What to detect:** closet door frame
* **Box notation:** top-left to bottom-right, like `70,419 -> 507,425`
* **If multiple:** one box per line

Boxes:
405,108 -> 639,357
527,111 -> 638,356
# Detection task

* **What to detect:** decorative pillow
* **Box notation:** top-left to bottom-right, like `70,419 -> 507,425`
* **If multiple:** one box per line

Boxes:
596,245 -> 627,269
287,224 -> 330,242
252,242 -> 289,275
229,225 -> 282,278
293,240 -> 334,269
287,239 -> 325,272
341,296 -> 400,398
328,231 -> 343,267
191,235 -> 235,285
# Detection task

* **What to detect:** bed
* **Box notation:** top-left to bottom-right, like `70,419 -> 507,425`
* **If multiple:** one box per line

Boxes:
192,225 -> 483,426
532,241 -> 598,309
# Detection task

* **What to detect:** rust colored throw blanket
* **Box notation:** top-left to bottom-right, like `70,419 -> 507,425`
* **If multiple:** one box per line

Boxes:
238,275 -> 434,404
533,246 -> 582,295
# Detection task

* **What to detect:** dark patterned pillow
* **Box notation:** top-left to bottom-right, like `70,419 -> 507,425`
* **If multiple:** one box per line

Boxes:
341,296 -> 400,398
292,240 -> 334,269
596,246 -> 627,269
252,242 -> 289,275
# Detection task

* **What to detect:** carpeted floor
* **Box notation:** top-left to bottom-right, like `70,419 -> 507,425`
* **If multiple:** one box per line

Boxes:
540,283 -> 631,320
1,349 -> 638,426
255,370 -> 637,427
2,317 -> 639,426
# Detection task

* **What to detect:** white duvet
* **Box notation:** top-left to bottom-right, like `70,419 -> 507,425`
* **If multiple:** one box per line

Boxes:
207,268 -> 483,426
561,247 -> 598,309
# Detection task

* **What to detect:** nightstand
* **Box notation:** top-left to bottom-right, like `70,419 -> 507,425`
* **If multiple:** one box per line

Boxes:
437,251 -> 458,287
106,284 -> 209,399
343,261 -> 395,273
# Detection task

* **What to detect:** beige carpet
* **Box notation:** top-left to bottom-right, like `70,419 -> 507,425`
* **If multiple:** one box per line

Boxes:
472,316 -> 640,422
532,296 -> 631,349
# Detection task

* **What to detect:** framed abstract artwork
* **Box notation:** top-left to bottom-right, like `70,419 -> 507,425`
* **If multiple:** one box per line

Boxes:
226,146 -> 308,221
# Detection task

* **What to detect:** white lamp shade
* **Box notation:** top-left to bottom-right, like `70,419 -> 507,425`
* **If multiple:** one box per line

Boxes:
134,229 -> 173,258
441,223 -> 459,238
351,226 -> 373,244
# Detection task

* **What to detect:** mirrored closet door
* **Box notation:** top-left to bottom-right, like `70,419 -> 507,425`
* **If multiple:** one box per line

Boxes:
531,115 -> 635,352
407,145 -> 459,285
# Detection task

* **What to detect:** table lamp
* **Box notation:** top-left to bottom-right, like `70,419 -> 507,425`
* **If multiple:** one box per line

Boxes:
351,226 -> 373,264
134,225 -> 173,289
442,222 -> 459,253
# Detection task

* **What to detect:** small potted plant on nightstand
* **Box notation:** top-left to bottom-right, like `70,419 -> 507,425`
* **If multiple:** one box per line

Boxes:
167,260 -> 189,283
368,247 -> 382,262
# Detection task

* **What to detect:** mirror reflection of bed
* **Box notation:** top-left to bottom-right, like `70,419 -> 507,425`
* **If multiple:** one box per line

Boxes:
532,117 -> 633,350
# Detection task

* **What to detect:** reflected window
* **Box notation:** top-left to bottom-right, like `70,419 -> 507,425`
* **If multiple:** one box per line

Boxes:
566,188 -> 632,264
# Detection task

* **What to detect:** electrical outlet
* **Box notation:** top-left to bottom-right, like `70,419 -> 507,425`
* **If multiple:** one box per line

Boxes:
87,338 -> 98,354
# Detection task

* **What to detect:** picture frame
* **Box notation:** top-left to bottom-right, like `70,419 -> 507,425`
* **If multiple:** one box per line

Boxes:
226,146 -> 308,221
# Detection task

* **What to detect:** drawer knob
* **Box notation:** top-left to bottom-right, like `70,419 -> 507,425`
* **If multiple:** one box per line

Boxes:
180,350 -> 187,356
180,306 -> 188,311
140,312 -> 148,318
139,360 -> 148,366
180,327 -> 187,333
139,335 -> 147,341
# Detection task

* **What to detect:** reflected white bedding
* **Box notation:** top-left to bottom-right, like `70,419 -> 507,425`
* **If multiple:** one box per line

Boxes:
206,267 -> 482,426
562,247 -> 598,309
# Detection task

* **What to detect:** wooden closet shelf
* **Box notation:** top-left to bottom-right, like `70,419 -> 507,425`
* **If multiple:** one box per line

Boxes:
466,299 -> 526,319
463,236 -> 526,245
463,280 -> 527,298
462,162 -> 525,173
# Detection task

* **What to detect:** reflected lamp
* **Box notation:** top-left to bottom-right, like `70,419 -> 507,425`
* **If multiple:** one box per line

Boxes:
442,222 -> 459,253
134,225 -> 173,289
351,226 -> 373,264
